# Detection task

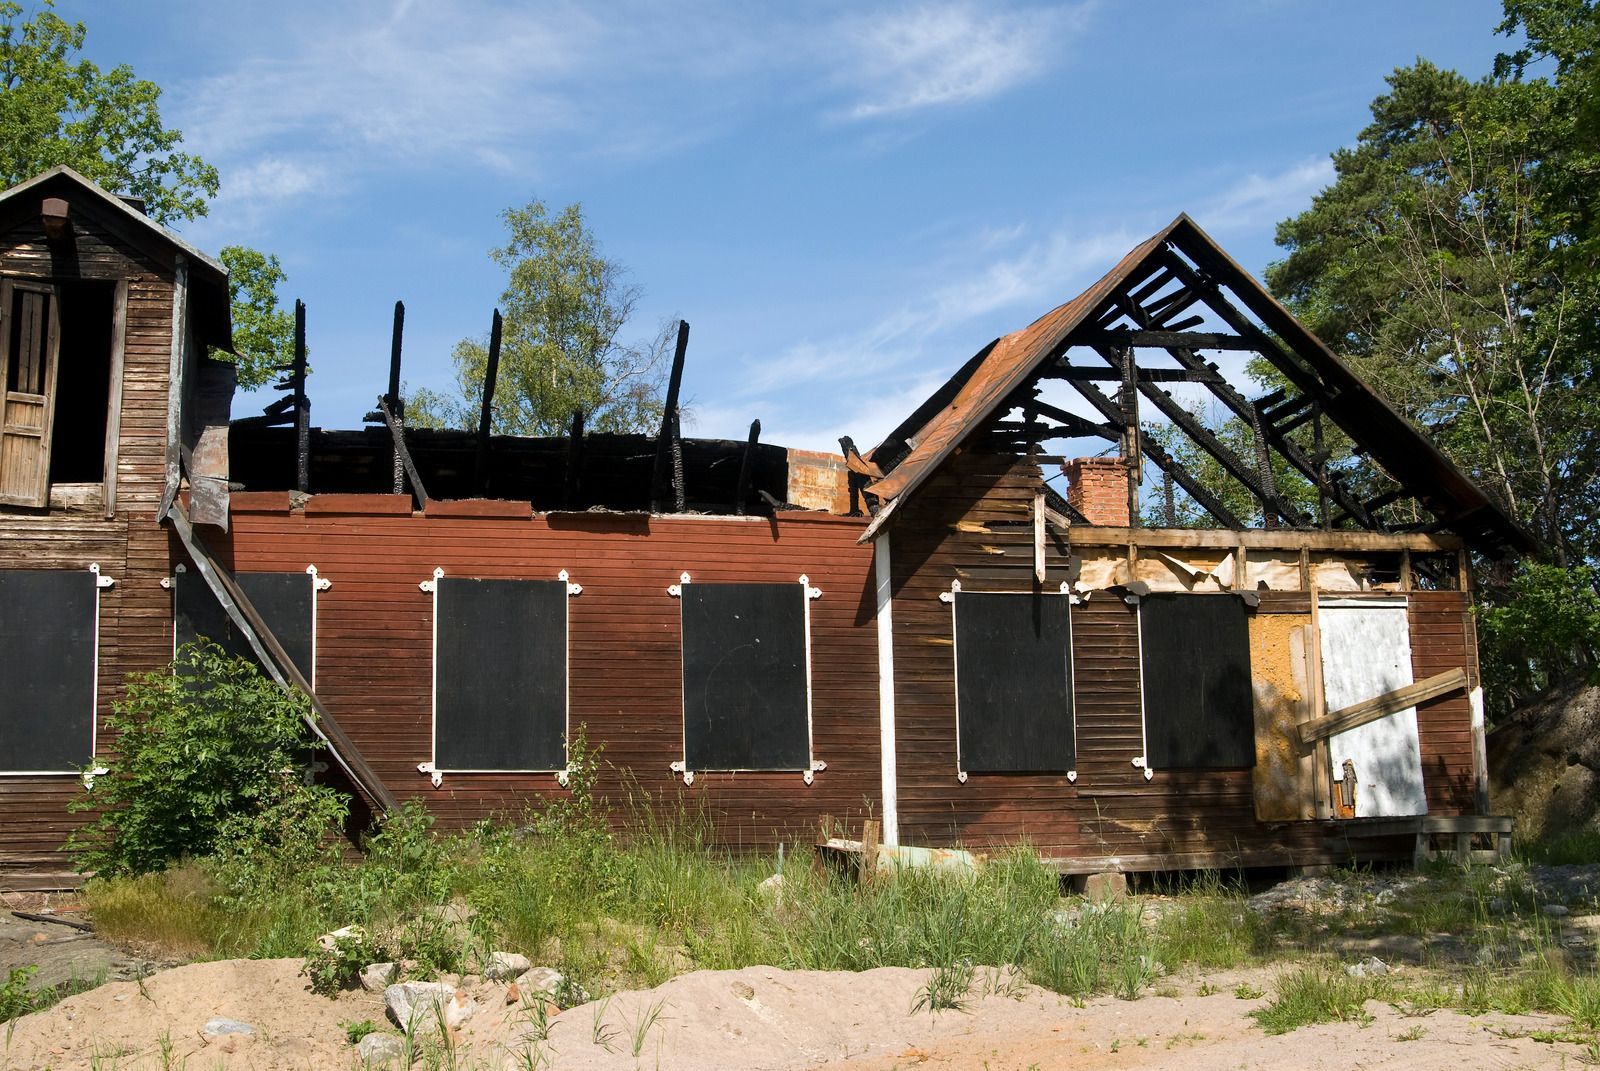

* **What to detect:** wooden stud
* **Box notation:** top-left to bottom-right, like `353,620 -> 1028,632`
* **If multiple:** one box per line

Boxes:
564,408 -> 585,510
652,320 -> 690,512
387,300 -> 405,495
735,419 -> 760,516
293,299 -> 309,494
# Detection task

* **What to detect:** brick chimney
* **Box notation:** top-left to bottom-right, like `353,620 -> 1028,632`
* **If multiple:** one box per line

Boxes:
1063,457 -> 1130,527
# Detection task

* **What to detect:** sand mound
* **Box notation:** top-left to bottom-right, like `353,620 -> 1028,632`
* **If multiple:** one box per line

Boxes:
1,957 -> 1584,1069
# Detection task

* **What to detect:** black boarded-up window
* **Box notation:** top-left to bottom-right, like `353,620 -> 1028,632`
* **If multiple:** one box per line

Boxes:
1139,594 -> 1255,769
0,569 -> 97,772
434,577 -> 567,772
680,582 -> 810,772
954,591 -> 1076,773
174,569 -> 315,683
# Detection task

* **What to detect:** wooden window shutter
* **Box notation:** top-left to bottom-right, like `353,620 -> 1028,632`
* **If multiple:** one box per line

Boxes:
0,280 -> 62,507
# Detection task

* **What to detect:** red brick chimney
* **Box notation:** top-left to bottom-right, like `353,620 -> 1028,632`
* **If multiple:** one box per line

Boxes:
1063,457 -> 1130,527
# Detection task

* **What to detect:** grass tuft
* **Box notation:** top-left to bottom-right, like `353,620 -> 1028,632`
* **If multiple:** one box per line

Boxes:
1251,966 -> 1384,1035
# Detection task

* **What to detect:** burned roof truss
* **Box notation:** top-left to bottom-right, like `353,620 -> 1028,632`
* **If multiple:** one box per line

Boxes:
866,215 -> 1532,557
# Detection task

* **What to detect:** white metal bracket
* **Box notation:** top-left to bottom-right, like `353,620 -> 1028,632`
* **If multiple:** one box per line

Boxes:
90,563 -> 115,588
159,576 -> 172,589
669,759 -> 693,785
957,769 -> 968,783
1067,770 -> 1078,783
667,571 -> 691,597
556,768 -> 570,788
417,761 -> 443,788
803,759 -> 826,785
798,574 -> 822,599
420,566 -> 444,593
939,579 -> 961,604
308,564 -> 331,591
1130,757 -> 1154,781
81,765 -> 109,789
558,569 -> 582,596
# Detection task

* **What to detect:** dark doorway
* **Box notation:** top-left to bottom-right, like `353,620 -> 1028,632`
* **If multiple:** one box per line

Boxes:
48,280 -> 115,484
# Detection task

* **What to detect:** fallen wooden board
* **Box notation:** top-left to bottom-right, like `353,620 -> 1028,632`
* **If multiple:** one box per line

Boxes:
1297,667 -> 1469,745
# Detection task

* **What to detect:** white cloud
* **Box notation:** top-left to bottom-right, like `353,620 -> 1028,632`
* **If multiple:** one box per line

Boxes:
1201,156 -> 1334,233
833,2 -> 1094,120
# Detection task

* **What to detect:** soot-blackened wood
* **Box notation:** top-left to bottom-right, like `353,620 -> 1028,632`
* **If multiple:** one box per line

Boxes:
564,409 -> 585,510
681,582 -> 809,771
175,569 -> 315,681
0,570 -> 96,772
652,320 -> 689,512
388,300 -> 405,495
435,577 -> 566,771
736,419 -> 759,515
1139,594 -> 1255,769
293,300 -> 309,494
377,398 -> 428,509
953,591 -> 1076,773
475,310 -> 503,495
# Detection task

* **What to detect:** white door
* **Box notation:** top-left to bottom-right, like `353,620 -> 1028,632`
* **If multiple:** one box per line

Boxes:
1319,599 -> 1427,817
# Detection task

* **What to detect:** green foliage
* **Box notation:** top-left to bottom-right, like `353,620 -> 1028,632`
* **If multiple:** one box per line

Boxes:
0,3 -> 294,394
0,0 -> 217,222
1250,965 -> 1383,1034
217,245 -> 294,390
1,965 -> 36,1022
66,643 -> 346,878
1479,562 -> 1600,712
342,1019 -> 379,1045
409,198 -> 668,436
1267,22 -> 1600,567
303,927 -> 378,997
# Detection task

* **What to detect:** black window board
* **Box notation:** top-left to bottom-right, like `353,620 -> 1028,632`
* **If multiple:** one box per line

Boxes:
174,570 -> 314,682
954,591 -> 1076,773
681,582 -> 809,771
0,569 -> 96,772
1139,594 -> 1256,769
434,577 -> 567,771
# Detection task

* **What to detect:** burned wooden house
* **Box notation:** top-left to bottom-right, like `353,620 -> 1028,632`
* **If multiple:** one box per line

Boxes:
0,170 -> 1528,889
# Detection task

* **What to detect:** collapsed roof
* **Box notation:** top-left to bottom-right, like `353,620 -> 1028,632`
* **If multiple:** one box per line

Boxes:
863,214 -> 1533,557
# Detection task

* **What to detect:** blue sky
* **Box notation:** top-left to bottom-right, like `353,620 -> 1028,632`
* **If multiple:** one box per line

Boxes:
86,0 -> 1509,453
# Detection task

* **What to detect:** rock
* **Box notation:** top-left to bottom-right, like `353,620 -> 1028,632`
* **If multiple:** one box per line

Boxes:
484,951 -> 531,980
384,985 -> 476,1031
316,924 -> 364,952
1081,871 -> 1128,903
514,966 -> 566,999
360,962 -> 397,993
1345,956 -> 1388,979
1488,897 -> 1510,915
202,1017 -> 255,1037
358,1032 -> 408,1066
1544,903 -> 1572,917
505,982 -> 521,1005
1374,889 -> 1397,906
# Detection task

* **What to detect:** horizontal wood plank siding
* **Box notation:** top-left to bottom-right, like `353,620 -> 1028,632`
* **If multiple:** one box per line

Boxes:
217,511 -> 880,850
0,211 -> 176,882
886,450 -> 1474,866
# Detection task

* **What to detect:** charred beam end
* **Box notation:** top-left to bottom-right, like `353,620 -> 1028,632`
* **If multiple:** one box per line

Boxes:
294,299 -> 309,494
736,419 -> 761,516
474,308 -> 503,495
564,408 -> 585,510
388,300 -> 406,494
1049,364 -> 1222,384
651,319 -> 690,512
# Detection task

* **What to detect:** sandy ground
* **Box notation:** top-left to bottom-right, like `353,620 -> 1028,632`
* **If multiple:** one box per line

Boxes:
2,958 -> 1587,1070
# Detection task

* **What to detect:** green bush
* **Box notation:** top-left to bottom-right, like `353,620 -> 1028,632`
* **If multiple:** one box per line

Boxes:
67,642 -> 348,877
1479,563 -> 1600,717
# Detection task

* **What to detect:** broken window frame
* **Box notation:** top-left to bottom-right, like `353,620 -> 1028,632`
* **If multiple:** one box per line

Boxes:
0,276 -> 128,514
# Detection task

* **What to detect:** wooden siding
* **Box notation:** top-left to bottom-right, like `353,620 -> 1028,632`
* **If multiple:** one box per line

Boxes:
886,449 -> 1477,866
0,212 -> 179,885
216,507 -> 880,850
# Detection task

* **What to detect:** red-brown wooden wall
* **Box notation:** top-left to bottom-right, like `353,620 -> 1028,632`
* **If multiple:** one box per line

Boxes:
217,499 -> 882,850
